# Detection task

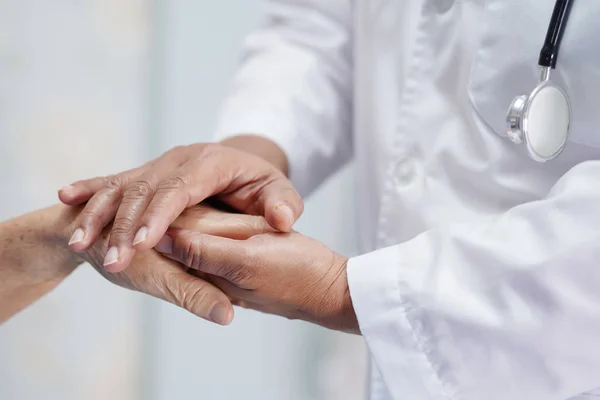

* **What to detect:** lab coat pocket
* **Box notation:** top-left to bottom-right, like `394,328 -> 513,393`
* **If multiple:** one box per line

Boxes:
467,0 -> 600,148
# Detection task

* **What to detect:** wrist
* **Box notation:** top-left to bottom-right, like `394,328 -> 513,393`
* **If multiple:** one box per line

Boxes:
42,204 -> 85,269
12,205 -> 84,280
323,256 -> 360,334
0,205 -> 82,323
220,135 -> 289,176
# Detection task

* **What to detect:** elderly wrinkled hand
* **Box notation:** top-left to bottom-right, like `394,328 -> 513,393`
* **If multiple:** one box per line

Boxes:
58,140 -> 303,274
154,228 -> 360,334
64,204 -> 275,326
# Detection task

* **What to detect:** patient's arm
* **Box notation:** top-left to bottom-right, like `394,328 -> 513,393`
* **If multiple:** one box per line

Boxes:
0,203 -> 274,325
0,205 -> 81,323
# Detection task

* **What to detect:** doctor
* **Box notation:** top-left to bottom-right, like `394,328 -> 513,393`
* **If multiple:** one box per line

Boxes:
60,0 -> 600,399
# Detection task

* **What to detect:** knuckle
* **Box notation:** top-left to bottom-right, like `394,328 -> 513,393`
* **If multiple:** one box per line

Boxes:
247,215 -> 270,233
110,218 -> 136,238
104,175 -> 124,190
199,142 -> 217,154
229,217 -> 269,236
80,209 -> 104,229
221,248 -> 255,286
158,175 -> 188,191
179,280 -> 210,313
192,143 -> 221,164
166,144 -> 188,156
221,266 -> 251,286
125,180 -> 154,198
142,206 -> 165,221
159,269 -> 212,314
237,218 -> 256,232
244,247 -> 260,276
180,234 -> 204,270
159,271 -> 181,304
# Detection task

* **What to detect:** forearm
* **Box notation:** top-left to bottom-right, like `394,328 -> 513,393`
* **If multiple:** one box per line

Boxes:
0,205 -> 82,323
220,135 -> 289,176
214,3 -> 354,196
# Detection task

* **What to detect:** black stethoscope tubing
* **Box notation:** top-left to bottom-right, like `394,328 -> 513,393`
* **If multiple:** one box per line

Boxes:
539,0 -> 575,69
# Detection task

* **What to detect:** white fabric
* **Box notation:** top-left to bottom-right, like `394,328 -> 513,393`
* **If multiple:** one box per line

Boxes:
215,0 -> 600,399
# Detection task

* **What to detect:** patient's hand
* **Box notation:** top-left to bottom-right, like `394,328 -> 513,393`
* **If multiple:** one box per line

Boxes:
65,204 -> 273,325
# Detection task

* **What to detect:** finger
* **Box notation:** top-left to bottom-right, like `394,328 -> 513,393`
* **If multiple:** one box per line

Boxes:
103,157 -> 183,273
257,179 -> 304,232
134,152 -> 301,249
171,206 -> 275,240
218,173 -> 304,233
155,230 -> 257,288
207,275 -> 292,320
132,160 -> 229,251
101,181 -> 152,272
58,165 -> 143,205
68,182 -> 125,252
157,265 -> 234,325
58,177 -> 107,206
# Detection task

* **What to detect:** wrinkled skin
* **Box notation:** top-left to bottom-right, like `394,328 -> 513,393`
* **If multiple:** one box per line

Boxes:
60,204 -> 275,325
157,228 -> 359,334
58,142 -> 303,273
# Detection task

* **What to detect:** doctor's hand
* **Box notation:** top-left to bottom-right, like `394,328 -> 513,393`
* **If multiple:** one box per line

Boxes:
58,138 -> 303,274
155,229 -> 360,334
60,204 -> 275,325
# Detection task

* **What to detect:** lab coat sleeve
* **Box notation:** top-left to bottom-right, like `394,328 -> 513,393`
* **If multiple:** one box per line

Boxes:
213,1 -> 353,196
347,161 -> 600,400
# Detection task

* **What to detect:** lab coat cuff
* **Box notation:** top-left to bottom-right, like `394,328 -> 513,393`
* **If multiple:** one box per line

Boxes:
347,245 -> 450,400
214,117 -> 313,196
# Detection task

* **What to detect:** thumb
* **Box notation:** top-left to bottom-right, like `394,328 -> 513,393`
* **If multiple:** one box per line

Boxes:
155,229 -> 255,288
219,174 -> 304,232
158,266 -> 235,326
259,178 -> 304,232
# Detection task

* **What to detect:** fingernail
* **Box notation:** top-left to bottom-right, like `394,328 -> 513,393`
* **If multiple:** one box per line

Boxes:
275,204 -> 294,226
59,185 -> 74,195
209,303 -> 231,325
133,227 -> 148,246
103,246 -> 120,267
68,228 -> 85,245
155,235 -> 173,255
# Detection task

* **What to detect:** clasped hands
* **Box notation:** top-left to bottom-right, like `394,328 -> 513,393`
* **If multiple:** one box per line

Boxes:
58,141 -> 359,334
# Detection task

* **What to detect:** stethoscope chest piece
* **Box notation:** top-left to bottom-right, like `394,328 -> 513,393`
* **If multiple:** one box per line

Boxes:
506,81 -> 571,162
503,0 -> 575,162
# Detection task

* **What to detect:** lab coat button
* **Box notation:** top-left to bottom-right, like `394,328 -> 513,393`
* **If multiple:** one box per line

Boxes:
392,159 -> 416,186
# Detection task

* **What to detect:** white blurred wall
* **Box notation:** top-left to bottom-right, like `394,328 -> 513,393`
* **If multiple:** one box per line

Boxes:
0,1 -> 151,399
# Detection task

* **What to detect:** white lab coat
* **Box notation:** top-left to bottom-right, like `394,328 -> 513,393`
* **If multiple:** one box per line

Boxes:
215,1 -> 600,399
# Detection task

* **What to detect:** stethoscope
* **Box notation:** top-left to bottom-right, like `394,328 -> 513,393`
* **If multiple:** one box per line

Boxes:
505,0 -> 574,162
